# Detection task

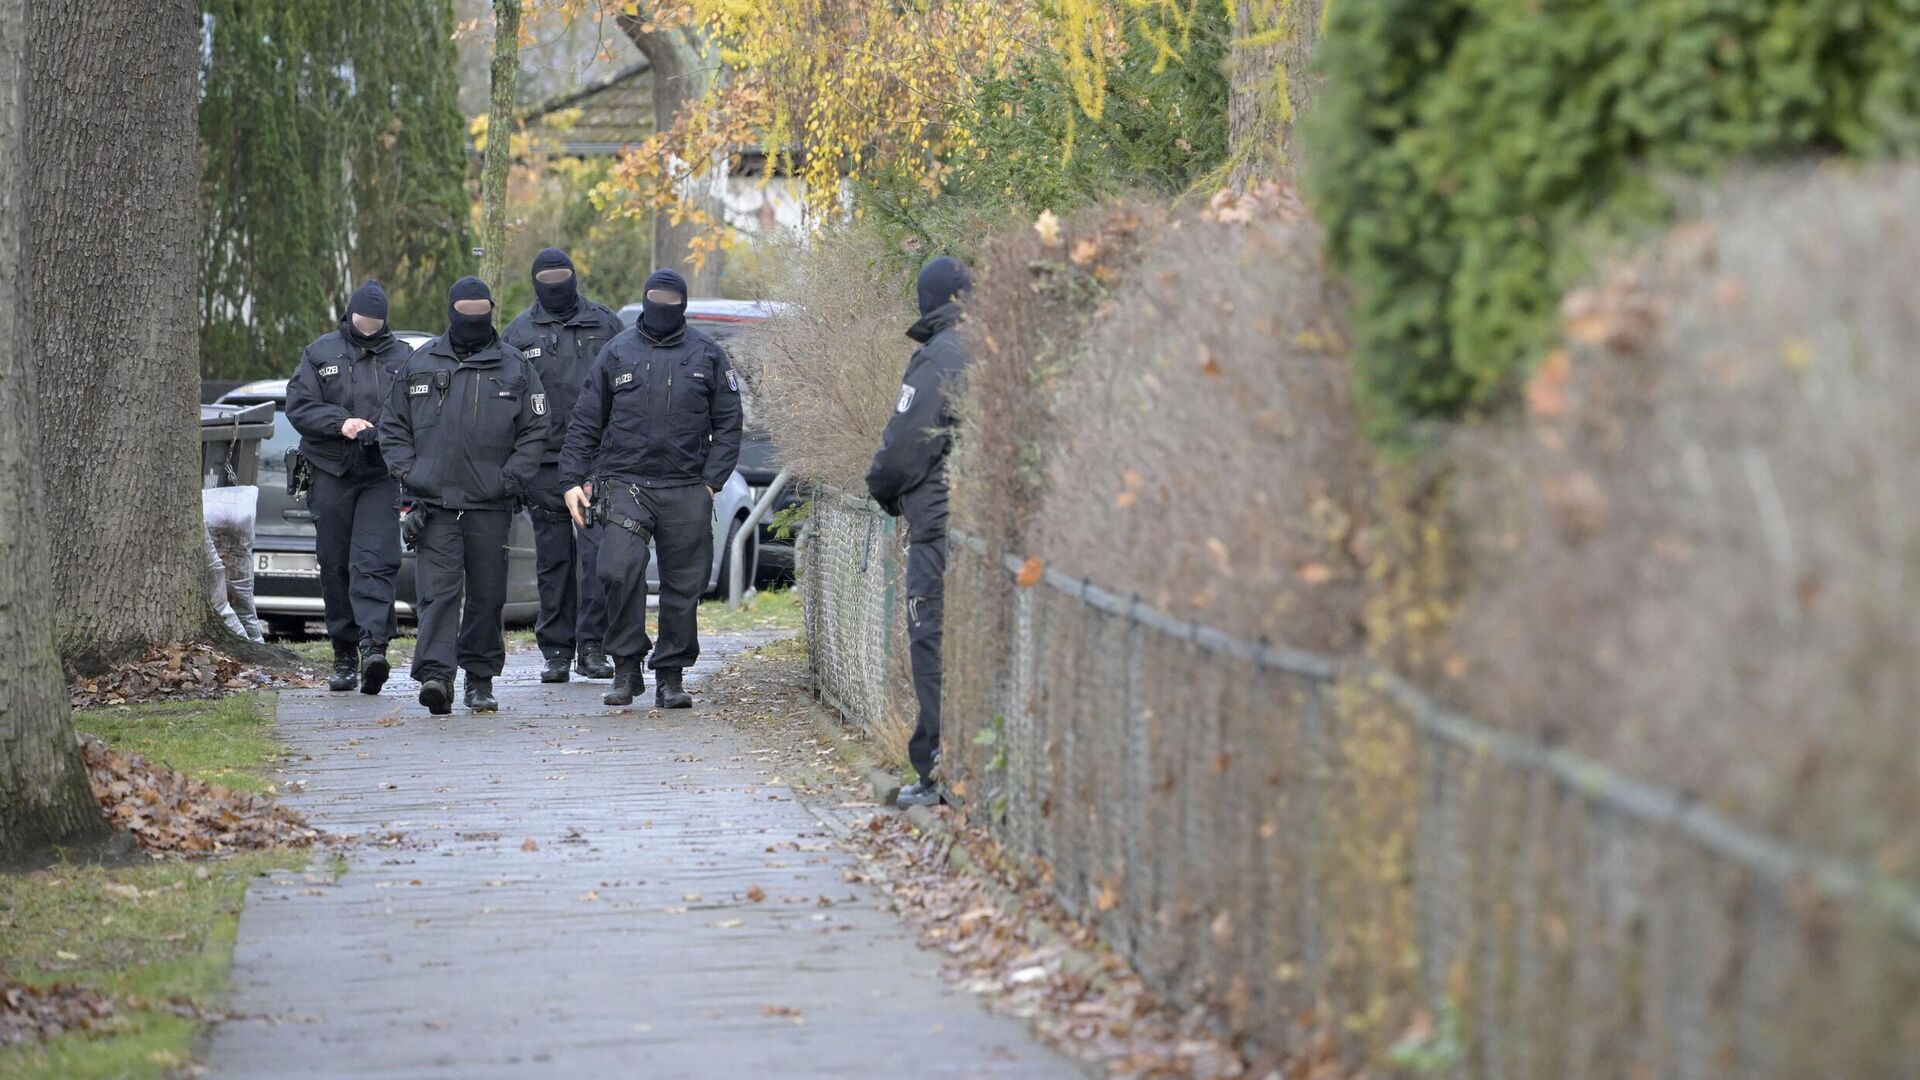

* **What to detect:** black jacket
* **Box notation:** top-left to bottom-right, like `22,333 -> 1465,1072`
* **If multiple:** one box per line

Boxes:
285,328 -> 413,477
866,303 -> 968,539
560,324 -> 743,491
502,299 -> 625,465
376,335 -> 548,510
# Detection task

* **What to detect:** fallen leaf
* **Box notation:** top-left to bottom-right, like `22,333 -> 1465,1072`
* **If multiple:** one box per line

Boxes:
1015,557 -> 1045,588
520,838 -> 540,852
746,885 -> 767,902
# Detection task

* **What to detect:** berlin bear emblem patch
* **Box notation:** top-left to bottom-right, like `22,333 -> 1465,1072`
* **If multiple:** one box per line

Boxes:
532,393 -> 547,416
895,384 -> 916,413
726,368 -> 739,392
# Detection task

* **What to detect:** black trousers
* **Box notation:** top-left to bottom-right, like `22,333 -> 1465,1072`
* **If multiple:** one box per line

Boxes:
308,466 -> 401,653
597,483 -> 712,670
525,464 -> 607,660
410,506 -> 513,685
906,534 -> 946,782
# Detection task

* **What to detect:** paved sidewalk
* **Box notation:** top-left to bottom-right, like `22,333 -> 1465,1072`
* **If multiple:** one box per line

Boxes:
206,636 -> 1078,1079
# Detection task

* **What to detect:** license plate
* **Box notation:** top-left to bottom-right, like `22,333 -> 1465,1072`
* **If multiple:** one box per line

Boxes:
256,552 -> 320,579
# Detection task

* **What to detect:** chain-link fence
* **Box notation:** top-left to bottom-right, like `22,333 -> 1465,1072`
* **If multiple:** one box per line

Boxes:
801,490 -> 1920,1075
798,492 -> 912,757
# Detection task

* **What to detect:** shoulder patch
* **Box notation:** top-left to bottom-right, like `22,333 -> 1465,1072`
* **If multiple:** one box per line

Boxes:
319,364 -> 340,377
895,384 -> 916,413
532,393 -> 547,415
726,368 -> 739,392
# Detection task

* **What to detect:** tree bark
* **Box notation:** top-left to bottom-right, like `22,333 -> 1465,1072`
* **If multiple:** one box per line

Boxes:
1227,0 -> 1324,189
27,0 -> 205,671
481,0 -> 521,289
617,11 -> 723,294
1,0 -> 109,864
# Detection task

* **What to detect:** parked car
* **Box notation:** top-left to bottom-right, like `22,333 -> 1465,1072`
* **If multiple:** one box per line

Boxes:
221,331 -> 758,638
617,299 -> 801,582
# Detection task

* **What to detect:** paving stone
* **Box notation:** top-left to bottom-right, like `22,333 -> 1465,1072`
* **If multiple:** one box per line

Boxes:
206,635 -> 1080,1079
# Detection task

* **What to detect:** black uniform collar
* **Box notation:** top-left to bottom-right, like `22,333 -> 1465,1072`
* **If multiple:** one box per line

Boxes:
424,336 -> 508,368
636,323 -> 688,348
531,302 -> 596,328
907,302 -> 963,344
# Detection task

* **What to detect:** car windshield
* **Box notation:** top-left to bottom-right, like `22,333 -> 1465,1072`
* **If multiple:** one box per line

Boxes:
253,405 -> 298,483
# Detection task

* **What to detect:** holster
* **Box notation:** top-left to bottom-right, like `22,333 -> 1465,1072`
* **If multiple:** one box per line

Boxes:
286,447 -> 314,501
588,478 -> 612,529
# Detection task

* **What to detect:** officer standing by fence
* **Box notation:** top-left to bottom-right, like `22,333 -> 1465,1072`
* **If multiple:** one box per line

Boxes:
866,256 -> 973,808
504,247 -> 625,684
379,277 -> 548,716
561,268 -> 742,710
285,281 -> 411,695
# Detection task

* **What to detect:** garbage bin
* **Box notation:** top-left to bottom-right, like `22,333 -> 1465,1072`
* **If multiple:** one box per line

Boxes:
201,401 -> 275,489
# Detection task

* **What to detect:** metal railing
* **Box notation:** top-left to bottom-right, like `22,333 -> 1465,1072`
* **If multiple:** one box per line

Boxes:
799,490 -> 1920,1076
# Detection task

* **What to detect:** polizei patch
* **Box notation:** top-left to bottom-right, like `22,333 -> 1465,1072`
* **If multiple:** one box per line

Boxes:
408,383 -> 430,396
895,384 -> 916,413
319,365 -> 340,377
532,393 -> 547,415
524,347 -> 543,358
613,371 -> 635,387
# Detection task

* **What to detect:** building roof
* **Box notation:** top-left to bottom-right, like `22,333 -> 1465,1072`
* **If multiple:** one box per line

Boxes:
523,61 -> 655,156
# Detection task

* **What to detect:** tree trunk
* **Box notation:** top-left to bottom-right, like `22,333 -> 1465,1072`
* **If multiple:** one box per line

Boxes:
1,0 -> 109,864
480,0 -> 521,288
1227,0 -> 1325,189
27,0 -> 205,671
618,12 -> 723,295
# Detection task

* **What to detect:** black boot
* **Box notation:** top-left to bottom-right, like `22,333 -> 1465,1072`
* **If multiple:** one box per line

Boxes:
464,675 -> 498,713
654,668 -> 692,710
602,660 -> 644,707
897,775 -> 941,808
576,645 -> 614,680
540,655 -> 571,684
418,677 -> 453,716
359,646 -> 390,696
327,648 -> 358,692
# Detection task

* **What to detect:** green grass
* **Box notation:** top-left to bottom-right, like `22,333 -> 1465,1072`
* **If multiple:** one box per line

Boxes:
0,852 -> 302,1079
74,693 -> 284,795
275,589 -> 799,664
281,634 -> 417,668
698,588 -> 803,634
0,691 -> 302,1077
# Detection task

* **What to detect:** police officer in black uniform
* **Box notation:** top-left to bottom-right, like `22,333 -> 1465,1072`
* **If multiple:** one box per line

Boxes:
378,277 -> 548,715
866,256 -> 973,807
504,247 -> 625,684
285,281 -> 411,695
560,268 -> 742,710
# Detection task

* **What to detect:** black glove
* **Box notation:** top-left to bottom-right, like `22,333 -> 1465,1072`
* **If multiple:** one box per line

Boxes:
399,502 -> 429,550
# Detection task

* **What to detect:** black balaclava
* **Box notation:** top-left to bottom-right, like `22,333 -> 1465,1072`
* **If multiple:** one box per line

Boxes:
447,276 -> 497,357
531,247 -> 579,319
340,280 -> 391,347
639,268 -> 689,340
916,256 -> 972,316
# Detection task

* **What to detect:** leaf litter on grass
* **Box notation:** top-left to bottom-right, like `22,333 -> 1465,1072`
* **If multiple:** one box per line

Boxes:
82,736 -> 319,856
68,641 -> 315,709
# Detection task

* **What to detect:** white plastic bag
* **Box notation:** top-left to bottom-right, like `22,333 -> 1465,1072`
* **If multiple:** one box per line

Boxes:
203,485 -> 264,642
204,524 -> 246,637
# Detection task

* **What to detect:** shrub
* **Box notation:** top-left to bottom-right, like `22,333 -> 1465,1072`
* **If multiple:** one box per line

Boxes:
728,226 -> 919,490
1446,163 -> 1920,874
1307,0 -> 1920,439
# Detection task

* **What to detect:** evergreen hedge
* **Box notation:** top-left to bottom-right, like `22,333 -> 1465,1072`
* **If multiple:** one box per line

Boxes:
1306,0 -> 1920,438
